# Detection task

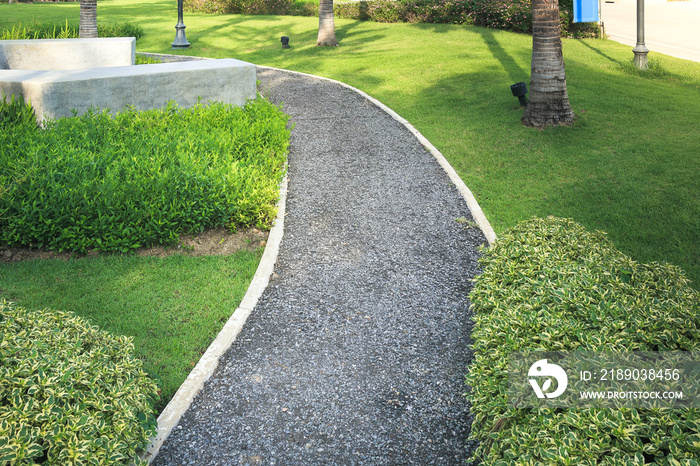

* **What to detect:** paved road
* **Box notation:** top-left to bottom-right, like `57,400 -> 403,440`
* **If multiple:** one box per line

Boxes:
151,68 -> 485,465
600,0 -> 700,62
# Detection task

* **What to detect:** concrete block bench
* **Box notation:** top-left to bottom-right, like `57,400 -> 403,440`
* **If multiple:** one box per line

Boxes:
0,37 -> 136,70
0,38 -> 257,122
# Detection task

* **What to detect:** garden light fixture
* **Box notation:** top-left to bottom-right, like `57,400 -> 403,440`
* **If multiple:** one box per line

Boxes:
281,36 -> 290,49
510,81 -> 528,107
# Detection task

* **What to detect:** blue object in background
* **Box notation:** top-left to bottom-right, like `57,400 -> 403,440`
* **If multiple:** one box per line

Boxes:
574,0 -> 599,22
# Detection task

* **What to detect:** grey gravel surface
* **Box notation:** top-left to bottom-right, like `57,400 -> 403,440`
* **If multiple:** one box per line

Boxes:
152,67 -> 486,465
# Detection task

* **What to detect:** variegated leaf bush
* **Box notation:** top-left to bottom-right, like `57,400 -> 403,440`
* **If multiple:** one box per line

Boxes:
0,300 -> 159,465
466,217 -> 700,465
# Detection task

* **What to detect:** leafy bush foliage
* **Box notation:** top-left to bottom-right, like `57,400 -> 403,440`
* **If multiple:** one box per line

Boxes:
335,0 -> 472,25
185,0 -> 316,16
334,0 -> 598,36
134,54 -> 164,65
0,94 -> 36,129
183,0 -> 597,37
462,0 -> 531,33
0,300 -> 159,464
0,98 -> 290,253
0,20 -> 144,40
466,217 -> 700,464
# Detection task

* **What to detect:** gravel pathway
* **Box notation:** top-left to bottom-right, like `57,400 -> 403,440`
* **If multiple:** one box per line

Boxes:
152,68 -> 486,465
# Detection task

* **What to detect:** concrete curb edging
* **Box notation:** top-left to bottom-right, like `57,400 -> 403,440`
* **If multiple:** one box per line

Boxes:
143,176 -> 288,464
258,65 -> 497,246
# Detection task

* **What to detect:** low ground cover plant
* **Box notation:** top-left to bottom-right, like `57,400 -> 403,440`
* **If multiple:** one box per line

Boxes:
0,93 -> 35,128
466,217 -> 700,464
134,53 -> 163,64
0,97 -> 290,253
0,300 -> 159,464
0,20 -> 143,40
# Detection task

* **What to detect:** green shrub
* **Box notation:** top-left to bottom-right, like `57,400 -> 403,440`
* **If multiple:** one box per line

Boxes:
0,98 -> 290,253
335,0 -> 596,36
1,93 -> 37,129
334,0 -> 470,24
97,22 -> 145,39
463,0 -> 532,32
134,54 -> 164,64
184,0 -> 315,16
182,0 -> 596,35
0,300 -> 159,464
0,20 -> 144,40
466,217 -> 700,464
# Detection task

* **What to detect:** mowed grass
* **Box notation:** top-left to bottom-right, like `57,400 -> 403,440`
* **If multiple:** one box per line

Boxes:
0,251 -> 262,413
12,0 -> 689,285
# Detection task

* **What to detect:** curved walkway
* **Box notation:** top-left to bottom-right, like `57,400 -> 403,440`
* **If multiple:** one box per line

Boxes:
150,67 -> 489,464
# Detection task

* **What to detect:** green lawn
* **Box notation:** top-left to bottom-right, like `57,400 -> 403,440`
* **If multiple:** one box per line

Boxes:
0,251 -> 262,413
2,3 -> 698,289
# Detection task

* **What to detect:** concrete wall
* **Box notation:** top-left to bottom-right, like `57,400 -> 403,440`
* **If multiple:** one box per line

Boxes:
0,38 -> 136,70
0,59 -> 257,122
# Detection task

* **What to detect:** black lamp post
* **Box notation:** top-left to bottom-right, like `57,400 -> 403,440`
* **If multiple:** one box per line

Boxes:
172,0 -> 190,49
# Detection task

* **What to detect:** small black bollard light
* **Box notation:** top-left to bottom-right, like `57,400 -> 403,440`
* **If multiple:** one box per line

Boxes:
510,82 -> 528,107
281,36 -> 290,49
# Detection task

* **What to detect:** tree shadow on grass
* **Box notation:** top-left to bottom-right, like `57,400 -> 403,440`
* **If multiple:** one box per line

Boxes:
408,22 -> 458,34
575,38 -> 624,65
335,19 -> 375,44
475,27 -> 530,86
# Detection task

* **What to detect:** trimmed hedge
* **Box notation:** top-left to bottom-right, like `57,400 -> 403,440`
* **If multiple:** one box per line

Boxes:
184,0 -> 316,16
0,98 -> 290,253
183,0 -> 597,37
334,0 -> 597,37
334,0 -> 472,25
0,300 -> 159,464
466,217 -> 700,464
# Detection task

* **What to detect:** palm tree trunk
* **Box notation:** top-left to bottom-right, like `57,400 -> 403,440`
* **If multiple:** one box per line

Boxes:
316,0 -> 338,47
521,0 -> 574,127
80,0 -> 98,39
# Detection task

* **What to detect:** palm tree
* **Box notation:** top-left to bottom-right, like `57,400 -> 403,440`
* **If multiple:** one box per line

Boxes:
316,0 -> 338,46
521,0 -> 574,127
79,0 -> 98,39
